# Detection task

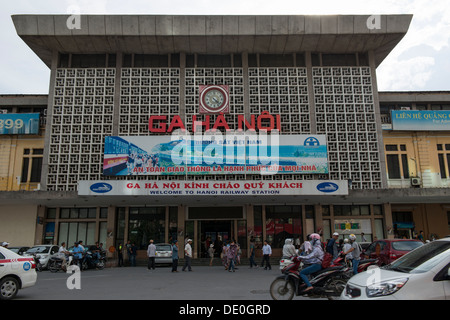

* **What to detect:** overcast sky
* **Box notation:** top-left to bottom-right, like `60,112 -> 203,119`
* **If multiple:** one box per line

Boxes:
0,0 -> 449,94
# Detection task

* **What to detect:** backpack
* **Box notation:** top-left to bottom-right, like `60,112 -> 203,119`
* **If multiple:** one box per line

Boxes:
321,252 -> 333,269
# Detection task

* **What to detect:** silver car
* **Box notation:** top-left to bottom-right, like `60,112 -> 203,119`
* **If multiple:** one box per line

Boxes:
155,243 -> 173,265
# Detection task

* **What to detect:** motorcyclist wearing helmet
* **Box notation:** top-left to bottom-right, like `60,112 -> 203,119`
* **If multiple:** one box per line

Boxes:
298,233 -> 324,292
282,238 -> 297,259
342,234 -> 361,275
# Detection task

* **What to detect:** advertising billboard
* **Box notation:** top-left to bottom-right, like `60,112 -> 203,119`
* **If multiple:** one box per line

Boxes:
103,134 -> 328,176
0,113 -> 40,135
391,110 -> 450,131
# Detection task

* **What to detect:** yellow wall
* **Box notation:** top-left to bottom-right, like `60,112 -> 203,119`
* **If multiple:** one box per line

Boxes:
0,134 -> 44,191
384,131 -> 450,239
383,131 -> 450,188
391,203 -> 449,240
0,204 -> 38,247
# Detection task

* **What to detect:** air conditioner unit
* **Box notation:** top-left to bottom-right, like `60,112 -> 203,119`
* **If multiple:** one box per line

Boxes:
400,107 -> 411,110
410,177 -> 421,186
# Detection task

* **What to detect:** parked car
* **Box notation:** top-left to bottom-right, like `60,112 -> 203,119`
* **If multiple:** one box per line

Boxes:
359,242 -> 372,252
341,238 -> 450,300
155,243 -> 173,265
362,239 -> 423,266
0,246 -> 37,300
8,247 -> 30,256
25,245 -> 59,269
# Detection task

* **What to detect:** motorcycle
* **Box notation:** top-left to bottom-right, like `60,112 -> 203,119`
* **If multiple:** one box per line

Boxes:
32,254 -> 43,272
270,254 -> 349,300
81,251 -> 105,270
279,256 -> 297,271
48,253 -> 75,273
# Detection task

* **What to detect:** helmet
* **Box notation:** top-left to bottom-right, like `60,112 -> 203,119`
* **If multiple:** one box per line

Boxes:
349,234 -> 356,241
310,233 -> 321,240
344,238 -> 349,243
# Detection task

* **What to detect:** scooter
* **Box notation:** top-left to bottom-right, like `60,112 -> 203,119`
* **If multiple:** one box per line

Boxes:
32,254 -> 42,272
81,251 -> 105,270
270,254 -> 349,300
48,254 -> 74,273
280,256 -> 299,271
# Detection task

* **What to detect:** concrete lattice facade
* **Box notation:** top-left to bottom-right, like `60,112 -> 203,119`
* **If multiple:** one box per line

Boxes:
3,14 -> 449,257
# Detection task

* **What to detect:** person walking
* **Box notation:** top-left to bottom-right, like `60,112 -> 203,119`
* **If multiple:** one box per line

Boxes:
326,232 -> 340,259
182,239 -> 193,272
126,240 -> 132,266
171,240 -> 179,272
249,237 -> 257,269
208,244 -> 215,266
221,242 -> 228,270
147,239 -> 156,270
227,240 -> 238,272
261,240 -> 272,270
130,242 -> 137,267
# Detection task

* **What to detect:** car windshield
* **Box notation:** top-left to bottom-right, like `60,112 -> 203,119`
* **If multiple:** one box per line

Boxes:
392,241 -> 423,251
384,241 -> 450,274
8,248 -> 20,253
156,245 -> 172,251
27,246 -> 50,253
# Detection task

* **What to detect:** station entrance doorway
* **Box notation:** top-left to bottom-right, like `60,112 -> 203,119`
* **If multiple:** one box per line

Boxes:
187,206 -> 245,259
200,220 -> 232,258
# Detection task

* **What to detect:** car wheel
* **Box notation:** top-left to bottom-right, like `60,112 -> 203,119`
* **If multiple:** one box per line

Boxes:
0,277 -> 20,300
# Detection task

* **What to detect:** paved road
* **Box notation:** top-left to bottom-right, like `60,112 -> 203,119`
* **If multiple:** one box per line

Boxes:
16,265 -> 324,300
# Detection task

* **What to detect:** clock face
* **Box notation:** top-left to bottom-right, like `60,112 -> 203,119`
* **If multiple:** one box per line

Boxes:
199,85 -> 229,114
204,89 -> 225,109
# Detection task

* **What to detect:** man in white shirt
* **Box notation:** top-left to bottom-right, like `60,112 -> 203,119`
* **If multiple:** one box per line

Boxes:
182,239 -> 193,272
261,240 -> 272,270
58,242 -> 70,269
147,239 -> 156,270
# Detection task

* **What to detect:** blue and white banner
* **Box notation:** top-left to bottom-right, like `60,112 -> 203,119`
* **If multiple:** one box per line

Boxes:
78,180 -> 348,196
391,110 -> 450,131
103,134 -> 329,176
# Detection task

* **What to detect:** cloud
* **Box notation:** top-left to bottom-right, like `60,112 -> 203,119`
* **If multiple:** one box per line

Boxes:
377,56 -> 435,91
0,0 -> 449,93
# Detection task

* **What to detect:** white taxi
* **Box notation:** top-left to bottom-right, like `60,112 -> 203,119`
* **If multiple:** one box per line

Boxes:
0,246 -> 37,300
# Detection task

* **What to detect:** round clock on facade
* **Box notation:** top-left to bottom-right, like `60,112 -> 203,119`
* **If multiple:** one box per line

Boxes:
199,85 -> 230,114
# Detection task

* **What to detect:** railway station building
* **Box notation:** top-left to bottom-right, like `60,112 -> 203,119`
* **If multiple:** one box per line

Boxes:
1,14 -> 449,262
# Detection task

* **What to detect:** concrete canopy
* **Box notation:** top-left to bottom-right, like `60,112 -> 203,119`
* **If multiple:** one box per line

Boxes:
12,14 -> 413,68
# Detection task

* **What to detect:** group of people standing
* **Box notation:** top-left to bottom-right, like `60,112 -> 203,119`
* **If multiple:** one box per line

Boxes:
325,232 -> 362,275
